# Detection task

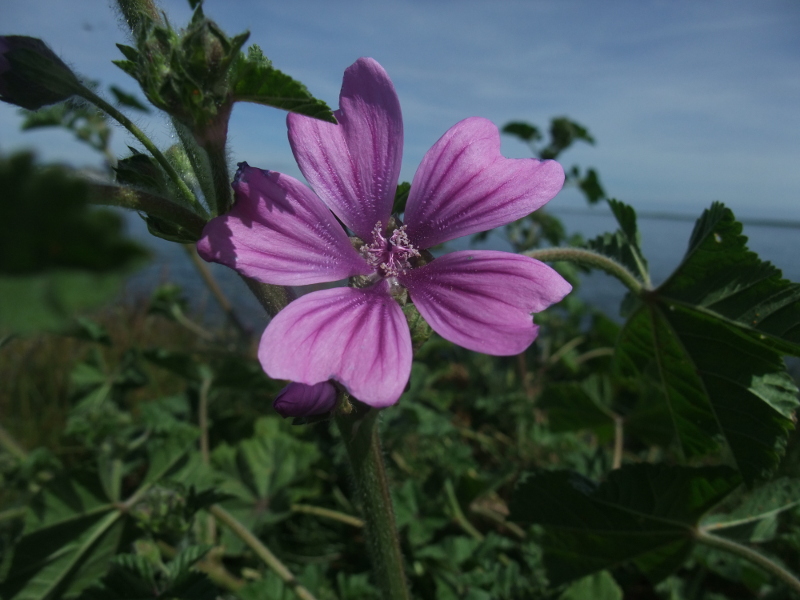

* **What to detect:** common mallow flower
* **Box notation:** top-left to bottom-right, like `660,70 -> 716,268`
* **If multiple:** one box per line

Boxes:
198,57 -> 571,408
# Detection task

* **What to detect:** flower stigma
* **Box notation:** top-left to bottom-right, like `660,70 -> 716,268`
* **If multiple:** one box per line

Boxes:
361,221 -> 421,277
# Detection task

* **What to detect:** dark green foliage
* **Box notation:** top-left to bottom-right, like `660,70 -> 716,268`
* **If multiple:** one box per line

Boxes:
230,45 -> 336,123
502,116 -> 606,207
610,203 -> 800,484
115,150 -> 170,196
2,16 -> 799,594
501,121 -> 542,143
510,465 -> 742,584
587,199 -> 649,283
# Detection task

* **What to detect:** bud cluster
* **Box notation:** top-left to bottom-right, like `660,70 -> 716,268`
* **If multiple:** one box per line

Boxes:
113,3 -> 248,131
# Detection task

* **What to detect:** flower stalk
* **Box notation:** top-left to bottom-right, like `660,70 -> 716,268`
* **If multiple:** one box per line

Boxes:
209,504 -> 319,600
194,105 -> 233,214
336,407 -> 411,600
89,184 -> 207,237
527,246 -> 644,294
77,86 -> 205,215
694,528 -> 800,595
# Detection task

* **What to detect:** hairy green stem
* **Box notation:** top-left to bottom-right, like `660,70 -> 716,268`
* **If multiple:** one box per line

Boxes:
694,528 -> 800,595
89,184 -> 207,237
526,247 -> 644,294
77,87 -> 204,215
209,504 -> 319,600
336,408 -> 411,600
194,106 -> 233,215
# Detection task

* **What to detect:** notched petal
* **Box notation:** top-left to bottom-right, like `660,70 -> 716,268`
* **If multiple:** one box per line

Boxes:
404,117 -> 565,249
399,250 -> 572,355
197,163 -> 371,286
259,285 -> 412,407
287,57 -> 403,240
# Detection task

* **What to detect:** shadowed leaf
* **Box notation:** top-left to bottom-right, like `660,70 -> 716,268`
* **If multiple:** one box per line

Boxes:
510,464 -> 741,585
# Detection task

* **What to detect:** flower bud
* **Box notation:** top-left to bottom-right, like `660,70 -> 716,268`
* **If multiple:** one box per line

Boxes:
0,36 -> 82,109
113,5 -> 248,131
273,381 -> 337,418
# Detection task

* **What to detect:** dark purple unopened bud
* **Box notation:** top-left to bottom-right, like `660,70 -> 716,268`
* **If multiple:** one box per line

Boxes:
0,35 -> 81,109
273,381 -> 337,418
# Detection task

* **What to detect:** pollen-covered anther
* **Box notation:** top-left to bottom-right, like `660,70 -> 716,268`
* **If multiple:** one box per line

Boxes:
360,222 -> 420,277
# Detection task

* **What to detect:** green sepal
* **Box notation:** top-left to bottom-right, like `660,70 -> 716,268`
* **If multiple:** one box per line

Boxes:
403,303 -> 433,354
143,213 -> 202,244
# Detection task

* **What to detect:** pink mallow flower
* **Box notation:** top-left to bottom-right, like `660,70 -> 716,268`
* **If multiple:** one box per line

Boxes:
198,57 -> 571,408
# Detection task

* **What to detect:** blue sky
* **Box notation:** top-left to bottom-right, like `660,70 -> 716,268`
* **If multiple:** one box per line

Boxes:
2,0 -> 799,219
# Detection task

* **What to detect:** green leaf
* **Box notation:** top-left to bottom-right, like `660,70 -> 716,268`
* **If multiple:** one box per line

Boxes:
230,45 -> 336,123
77,545 -> 216,600
586,199 -> 649,284
208,418 -> 320,549
144,214 -> 202,244
501,121 -> 541,143
576,167 -> 605,205
142,348 -> 206,382
701,477 -> 800,542
65,317 -> 112,346
539,375 -> 616,439
509,464 -> 741,585
109,86 -> 150,112
615,203 -> 800,484
541,117 -> 595,160
0,476 -> 124,600
559,571 -> 622,600
392,181 -> 411,215
115,150 -> 169,196
164,544 -> 212,589
661,202 -> 800,355
0,153 -> 147,334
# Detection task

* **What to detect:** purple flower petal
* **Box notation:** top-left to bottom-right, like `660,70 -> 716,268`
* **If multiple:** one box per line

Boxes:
259,284 -> 412,407
399,250 -> 572,355
197,164 -> 371,286
288,57 -> 402,241
403,117 -> 565,249
273,381 -> 338,418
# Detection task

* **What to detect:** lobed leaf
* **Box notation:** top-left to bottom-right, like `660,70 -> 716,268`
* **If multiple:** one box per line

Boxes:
615,202 -> 800,484
586,199 -> 649,284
